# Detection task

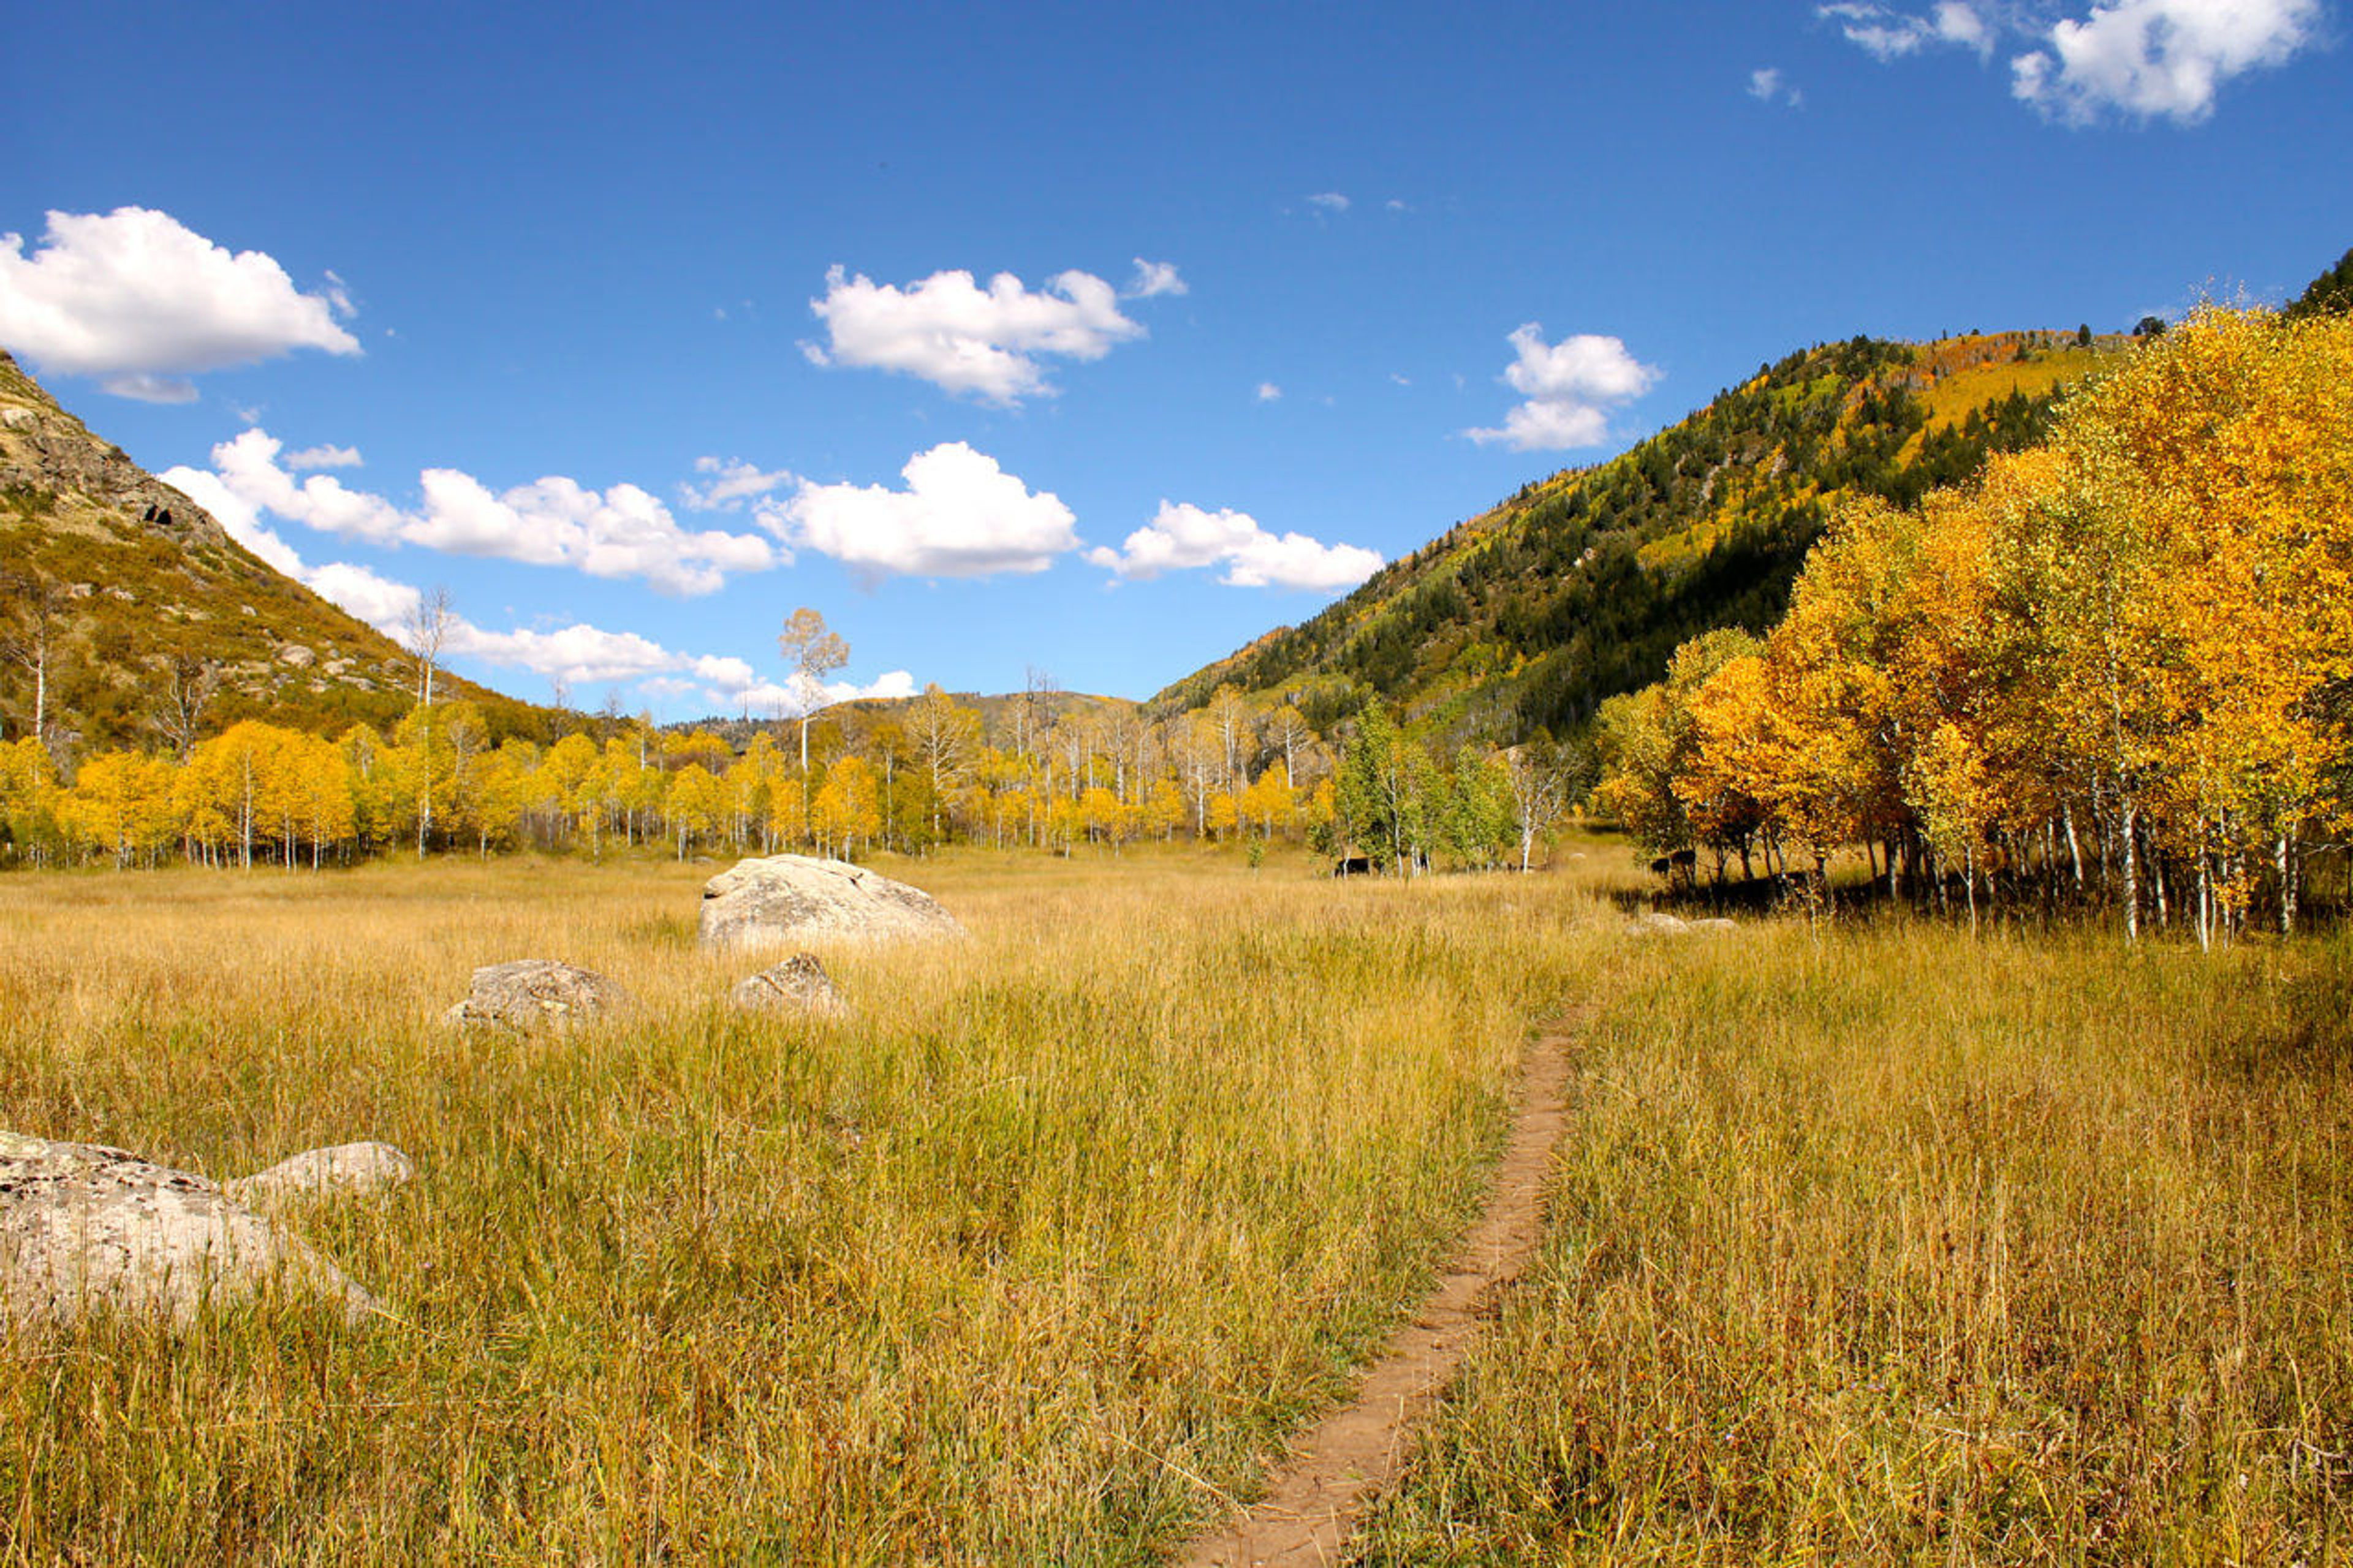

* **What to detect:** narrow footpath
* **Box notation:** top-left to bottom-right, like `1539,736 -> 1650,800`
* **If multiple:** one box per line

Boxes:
1176,1017 -> 1581,1567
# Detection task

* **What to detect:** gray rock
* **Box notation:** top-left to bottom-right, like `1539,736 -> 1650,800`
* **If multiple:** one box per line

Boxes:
0,1131 -> 376,1328
225,1142 -> 416,1205
1632,912 -> 1738,937
730,953 -> 851,1018
444,959 -> 626,1033
698,855 -> 963,952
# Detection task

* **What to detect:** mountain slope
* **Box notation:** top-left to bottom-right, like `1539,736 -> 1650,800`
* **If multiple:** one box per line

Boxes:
2287,246 -> 2353,319
1153,331 -> 2115,743
0,351 -> 542,751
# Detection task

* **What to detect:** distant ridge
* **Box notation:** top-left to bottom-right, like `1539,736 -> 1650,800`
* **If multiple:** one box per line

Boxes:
1153,330 -> 2116,744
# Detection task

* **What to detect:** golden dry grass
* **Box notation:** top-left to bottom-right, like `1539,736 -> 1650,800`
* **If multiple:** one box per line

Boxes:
0,844 -> 1609,1563
1362,915 -> 2353,1564
4,843 -> 2349,1564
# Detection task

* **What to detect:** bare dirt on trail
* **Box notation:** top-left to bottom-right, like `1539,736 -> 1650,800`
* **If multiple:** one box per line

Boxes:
1176,1017 -> 1582,1567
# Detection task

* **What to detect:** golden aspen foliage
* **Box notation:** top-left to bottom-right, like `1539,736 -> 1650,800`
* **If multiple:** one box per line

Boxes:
1623,304 -> 2353,939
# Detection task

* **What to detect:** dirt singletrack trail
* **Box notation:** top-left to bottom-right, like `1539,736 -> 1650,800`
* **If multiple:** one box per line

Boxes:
1176,1015 -> 1583,1567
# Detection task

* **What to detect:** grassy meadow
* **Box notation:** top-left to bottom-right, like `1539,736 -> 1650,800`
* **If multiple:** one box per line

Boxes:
0,844 -> 1606,1563
1,841 -> 2348,1563
1364,912 -> 2353,1564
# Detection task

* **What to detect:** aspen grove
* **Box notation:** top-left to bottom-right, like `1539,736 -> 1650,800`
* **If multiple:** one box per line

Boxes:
0,686 -> 1554,874
1596,305 -> 2353,944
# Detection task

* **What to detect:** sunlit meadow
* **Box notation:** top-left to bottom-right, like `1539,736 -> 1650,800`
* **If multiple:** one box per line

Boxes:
2,840 -> 2348,1563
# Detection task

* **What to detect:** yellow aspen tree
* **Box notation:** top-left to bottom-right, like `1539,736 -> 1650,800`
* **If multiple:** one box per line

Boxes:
811,756 -> 880,858
1239,767 -> 1297,840
665,763 -> 723,859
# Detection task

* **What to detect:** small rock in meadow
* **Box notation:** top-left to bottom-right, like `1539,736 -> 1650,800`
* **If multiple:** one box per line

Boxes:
444,959 -> 627,1034
698,854 -> 963,952
730,953 -> 851,1019
0,1131 -> 377,1328
1691,917 -> 1740,933
225,1142 -> 417,1205
1632,911 -> 1692,936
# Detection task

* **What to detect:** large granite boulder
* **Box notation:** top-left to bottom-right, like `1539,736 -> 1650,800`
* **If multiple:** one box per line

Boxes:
444,960 -> 626,1033
698,855 -> 962,951
226,1142 -> 417,1205
0,1132 -> 377,1328
729,953 -> 851,1018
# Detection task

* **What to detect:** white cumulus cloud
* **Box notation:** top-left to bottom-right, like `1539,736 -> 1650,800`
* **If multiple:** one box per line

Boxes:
1750,67 -> 1806,105
1464,325 -> 1661,452
803,263 -> 1150,404
174,429 -> 778,596
1086,501 -> 1384,593
1821,0 -> 2311,121
157,466 -> 869,706
760,441 -> 1080,581
1256,381 -> 1283,402
2012,0 -> 2320,123
0,207 -> 360,401
303,560 -> 422,631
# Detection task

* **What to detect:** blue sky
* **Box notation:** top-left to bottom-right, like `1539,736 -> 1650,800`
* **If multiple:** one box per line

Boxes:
3,1 -> 2346,716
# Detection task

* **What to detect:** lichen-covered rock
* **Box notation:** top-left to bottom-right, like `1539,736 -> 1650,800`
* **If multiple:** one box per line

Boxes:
225,1142 -> 417,1205
444,960 -> 626,1033
698,855 -> 962,951
0,1131 -> 376,1328
729,953 -> 851,1018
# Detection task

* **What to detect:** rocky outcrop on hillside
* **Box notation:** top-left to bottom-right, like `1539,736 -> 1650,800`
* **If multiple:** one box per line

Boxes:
0,351 -> 233,554
0,350 -> 547,748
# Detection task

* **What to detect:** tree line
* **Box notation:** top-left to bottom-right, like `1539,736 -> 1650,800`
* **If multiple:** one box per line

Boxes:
1594,304 -> 2353,945
0,675 -> 1587,874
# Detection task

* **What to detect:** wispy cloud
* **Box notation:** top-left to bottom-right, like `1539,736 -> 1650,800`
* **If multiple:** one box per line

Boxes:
1124,258 -> 1187,298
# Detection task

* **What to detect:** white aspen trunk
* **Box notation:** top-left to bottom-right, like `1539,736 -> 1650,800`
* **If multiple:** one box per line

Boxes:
2183,843 -> 2202,951
2279,830 -> 2298,936
2120,799 -> 2140,943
